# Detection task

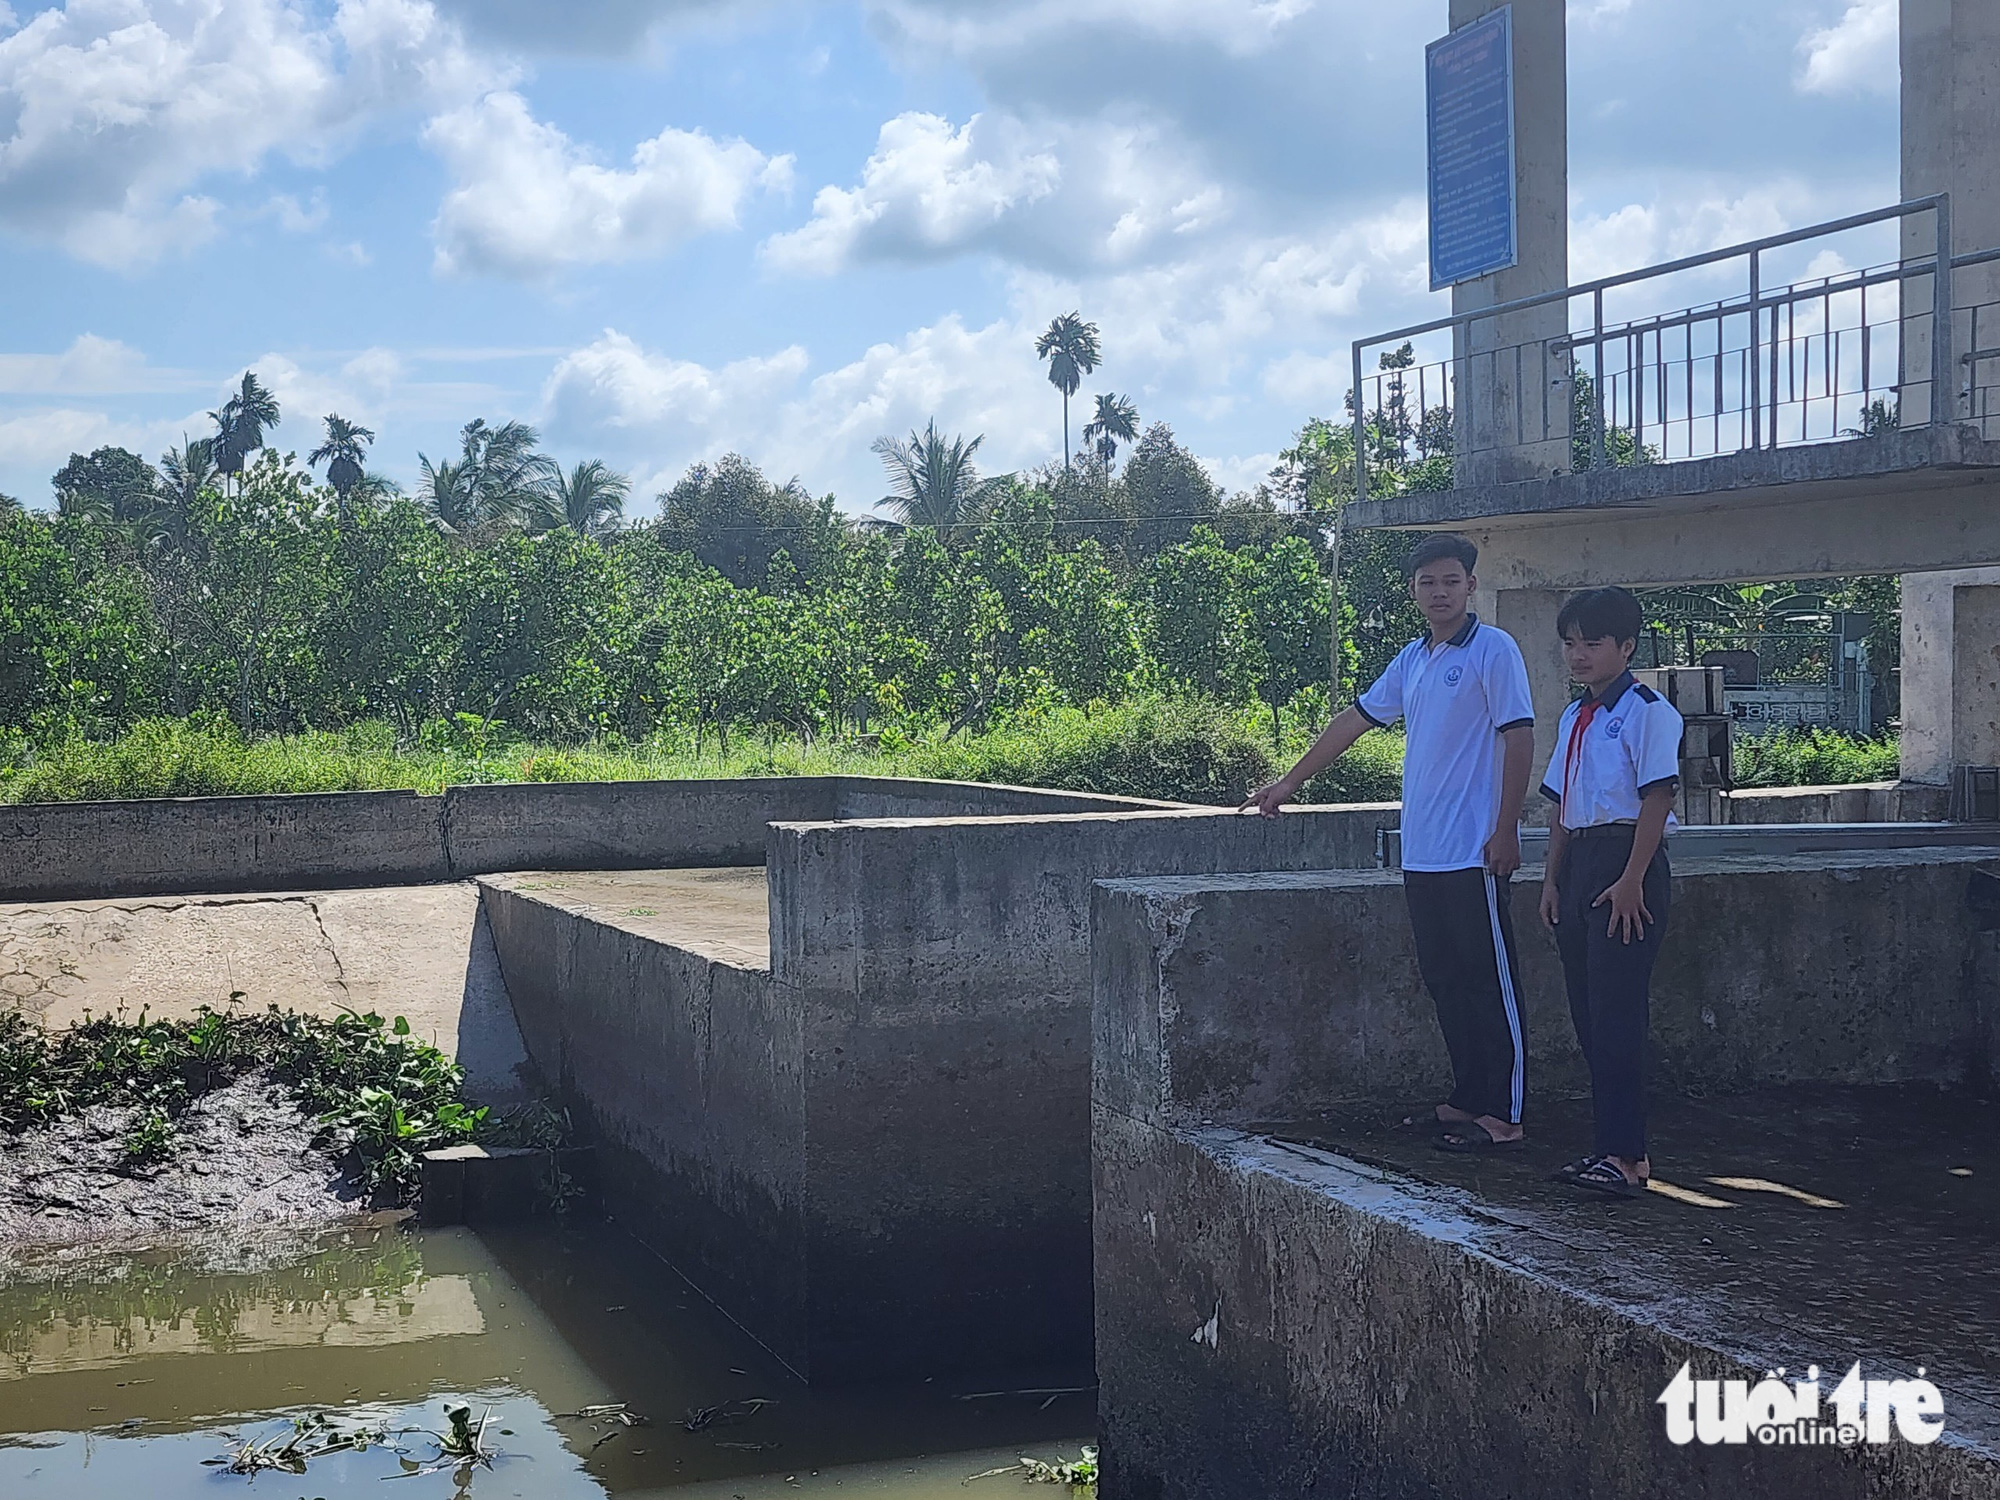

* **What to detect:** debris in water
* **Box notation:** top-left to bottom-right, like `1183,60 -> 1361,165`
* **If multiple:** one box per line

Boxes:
684,1397 -> 774,1432
969,1447 -> 1099,1487
204,1411 -> 387,1475
555,1401 -> 650,1427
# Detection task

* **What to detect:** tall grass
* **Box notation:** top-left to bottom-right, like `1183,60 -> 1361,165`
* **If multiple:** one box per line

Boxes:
0,700 -> 1407,808
1732,727 -> 1900,789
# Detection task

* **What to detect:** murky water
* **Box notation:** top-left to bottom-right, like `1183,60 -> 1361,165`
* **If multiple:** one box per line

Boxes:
0,1220 -> 1094,1498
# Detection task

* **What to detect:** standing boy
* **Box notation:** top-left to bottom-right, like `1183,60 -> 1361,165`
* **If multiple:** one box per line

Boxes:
1536,587 -> 1682,1198
1244,533 -> 1536,1152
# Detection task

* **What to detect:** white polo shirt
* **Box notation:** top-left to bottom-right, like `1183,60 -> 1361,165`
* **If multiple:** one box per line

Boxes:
1359,615 -> 1535,873
1539,671 -> 1684,831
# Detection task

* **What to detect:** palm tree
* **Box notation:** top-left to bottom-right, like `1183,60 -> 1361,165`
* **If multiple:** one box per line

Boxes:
0,491 -> 21,514
309,414 -> 376,521
1082,393 -> 1140,475
548,459 -> 630,539
210,371 -> 281,487
416,453 -> 479,533
1034,312 -> 1102,474
145,437 -> 221,555
872,420 -> 993,532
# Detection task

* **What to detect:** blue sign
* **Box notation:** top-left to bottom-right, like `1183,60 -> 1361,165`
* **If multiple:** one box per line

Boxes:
1427,7 -> 1518,291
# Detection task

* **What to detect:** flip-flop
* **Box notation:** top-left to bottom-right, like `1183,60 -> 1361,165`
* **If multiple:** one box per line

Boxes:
1551,1155 -> 1651,1184
1433,1120 -> 1524,1154
1569,1157 -> 1646,1198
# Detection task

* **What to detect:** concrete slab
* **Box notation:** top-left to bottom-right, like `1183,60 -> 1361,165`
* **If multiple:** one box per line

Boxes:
479,868 -> 771,969
0,884 -> 532,1104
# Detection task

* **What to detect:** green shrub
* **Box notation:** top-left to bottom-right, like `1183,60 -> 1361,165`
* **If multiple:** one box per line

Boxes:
1732,728 -> 1899,789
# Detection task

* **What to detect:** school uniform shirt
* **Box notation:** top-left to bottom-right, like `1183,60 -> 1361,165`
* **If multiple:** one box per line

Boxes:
1539,671 -> 1684,830
1358,615 -> 1536,873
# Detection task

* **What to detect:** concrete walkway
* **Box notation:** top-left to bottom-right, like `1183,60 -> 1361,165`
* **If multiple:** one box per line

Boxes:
0,883 -> 533,1104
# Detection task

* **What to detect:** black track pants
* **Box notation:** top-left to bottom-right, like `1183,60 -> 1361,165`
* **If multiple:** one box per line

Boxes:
1555,830 -> 1671,1160
1403,867 -> 1527,1126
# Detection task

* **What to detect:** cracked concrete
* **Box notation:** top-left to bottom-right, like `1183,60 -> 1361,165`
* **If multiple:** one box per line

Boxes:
0,884 -> 532,1105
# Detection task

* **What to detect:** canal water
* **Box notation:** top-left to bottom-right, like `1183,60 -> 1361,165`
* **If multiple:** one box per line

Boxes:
0,1220 -> 1094,1498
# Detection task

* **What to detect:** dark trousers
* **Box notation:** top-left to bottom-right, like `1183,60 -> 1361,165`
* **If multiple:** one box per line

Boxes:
1555,829 -> 1671,1160
1403,868 -> 1527,1125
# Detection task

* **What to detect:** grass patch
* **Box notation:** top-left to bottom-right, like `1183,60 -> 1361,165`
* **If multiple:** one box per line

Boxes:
0,1005 -> 485,1198
0,702 -> 1408,808
1732,728 -> 1900,789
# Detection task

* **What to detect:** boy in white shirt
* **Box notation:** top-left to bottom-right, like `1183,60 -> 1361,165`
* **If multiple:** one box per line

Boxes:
1536,587 -> 1682,1198
1245,534 -> 1537,1152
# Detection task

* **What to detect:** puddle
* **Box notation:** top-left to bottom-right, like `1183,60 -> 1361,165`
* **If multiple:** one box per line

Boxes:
0,1220 -> 1093,1498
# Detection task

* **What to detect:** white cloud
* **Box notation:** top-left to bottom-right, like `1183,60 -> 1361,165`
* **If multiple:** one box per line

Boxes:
542,330 -> 809,452
426,91 -> 792,278
0,334 -> 197,396
0,0 -> 500,269
1798,0 -> 1897,98
0,407 -> 122,474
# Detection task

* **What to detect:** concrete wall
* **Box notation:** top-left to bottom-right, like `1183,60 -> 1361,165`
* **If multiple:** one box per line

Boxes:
0,790 -> 451,901
0,775 -> 1181,902
1094,1120 -> 1999,1500
1093,852 -> 2000,1127
1721,781 -> 1952,825
763,804 -> 1399,1382
478,877 -> 810,1371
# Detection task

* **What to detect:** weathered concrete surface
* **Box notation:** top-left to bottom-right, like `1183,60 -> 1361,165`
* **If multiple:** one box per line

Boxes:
477,871 -> 807,1372
0,884 -> 531,1104
1095,1110 -> 2000,1500
1091,851 -> 2000,1499
0,791 -> 448,902
1722,781 -> 1953,824
762,804 -> 1400,1382
1094,852 -> 2000,1124
0,776 -> 1183,905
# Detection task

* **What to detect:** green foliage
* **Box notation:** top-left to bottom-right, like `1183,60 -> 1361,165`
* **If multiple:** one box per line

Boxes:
1732,728 -> 1899,789
0,1004 -> 486,1198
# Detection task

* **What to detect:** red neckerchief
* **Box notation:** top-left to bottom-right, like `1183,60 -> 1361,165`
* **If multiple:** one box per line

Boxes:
1560,696 -> 1604,812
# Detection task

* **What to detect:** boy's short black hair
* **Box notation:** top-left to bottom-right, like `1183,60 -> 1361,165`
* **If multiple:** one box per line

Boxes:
1557,586 -> 1644,645
1404,533 -> 1478,580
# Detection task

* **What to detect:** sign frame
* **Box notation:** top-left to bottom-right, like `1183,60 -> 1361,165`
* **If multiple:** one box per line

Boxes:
1426,5 -> 1520,292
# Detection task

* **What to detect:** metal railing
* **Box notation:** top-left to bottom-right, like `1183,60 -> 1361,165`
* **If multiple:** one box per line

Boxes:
1350,197 -> 2000,503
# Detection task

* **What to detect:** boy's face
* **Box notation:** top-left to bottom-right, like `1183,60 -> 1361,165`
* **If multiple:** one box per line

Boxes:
1409,559 -> 1473,628
1562,627 -> 1636,691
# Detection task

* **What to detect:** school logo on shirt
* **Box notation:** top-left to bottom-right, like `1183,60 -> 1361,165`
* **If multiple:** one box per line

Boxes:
1444,666 -> 1464,686
1605,717 -> 1625,739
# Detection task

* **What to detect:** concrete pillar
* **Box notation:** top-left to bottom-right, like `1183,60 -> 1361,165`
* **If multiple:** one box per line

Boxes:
1491,585 -> 1570,825
1902,0 -> 2000,430
1901,567 -> 2000,786
1450,0 -> 1569,485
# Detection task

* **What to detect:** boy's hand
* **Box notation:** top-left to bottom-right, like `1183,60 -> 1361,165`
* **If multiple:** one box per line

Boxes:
1592,875 -> 1653,944
1483,826 -> 1521,879
1538,880 -> 1560,930
1240,778 -> 1295,817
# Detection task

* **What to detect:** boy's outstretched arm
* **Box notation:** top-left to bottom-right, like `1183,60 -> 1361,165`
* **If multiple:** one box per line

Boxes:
1241,705 -> 1374,816
1593,784 -> 1674,942
1485,723 -> 1535,879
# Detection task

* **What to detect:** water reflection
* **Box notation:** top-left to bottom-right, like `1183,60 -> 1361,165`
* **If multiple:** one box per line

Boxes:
0,1220 -> 1092,1498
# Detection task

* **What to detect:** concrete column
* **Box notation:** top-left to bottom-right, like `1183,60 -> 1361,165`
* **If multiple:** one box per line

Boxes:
1902,0 -> 2000,429
1491,585 -> 1570,825
1901,567 -> 2000,786
1450,0 -> 1569,486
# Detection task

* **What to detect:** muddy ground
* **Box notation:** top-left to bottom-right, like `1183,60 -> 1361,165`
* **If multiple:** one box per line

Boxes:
0,1071 -> 375,1268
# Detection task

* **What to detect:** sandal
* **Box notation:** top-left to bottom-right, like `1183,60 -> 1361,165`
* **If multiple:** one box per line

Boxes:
1433,1119 -> 1524,1154
1551,1155 -> 1651,1184
1569,1157 -> 1646,1198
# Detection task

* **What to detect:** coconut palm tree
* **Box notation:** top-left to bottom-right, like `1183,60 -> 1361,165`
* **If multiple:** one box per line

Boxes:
309,414 -> 376,521
210,371 -> 281,487
871,421 -> 994,532
1034,312 -> 1102,474
547,459 -> 630,539
416,453 -> 480,534
417,419 -> 558,534
1083,393 -> 1140,475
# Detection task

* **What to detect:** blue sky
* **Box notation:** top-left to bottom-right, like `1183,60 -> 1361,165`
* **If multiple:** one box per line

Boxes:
0,0 -> 1900,515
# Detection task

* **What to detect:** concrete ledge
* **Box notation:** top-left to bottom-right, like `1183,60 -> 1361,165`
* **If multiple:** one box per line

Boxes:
417,1143 -> 593,1225
1094,1117 -> 2000,1500
1722,782 -> 1953,825
1345,425 -> 2000,533
0,790 -> 448,901
1093,850 -> 2000,1124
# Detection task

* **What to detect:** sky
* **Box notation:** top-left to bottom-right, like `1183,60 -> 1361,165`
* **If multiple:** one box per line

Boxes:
0,0 -> 1903,517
